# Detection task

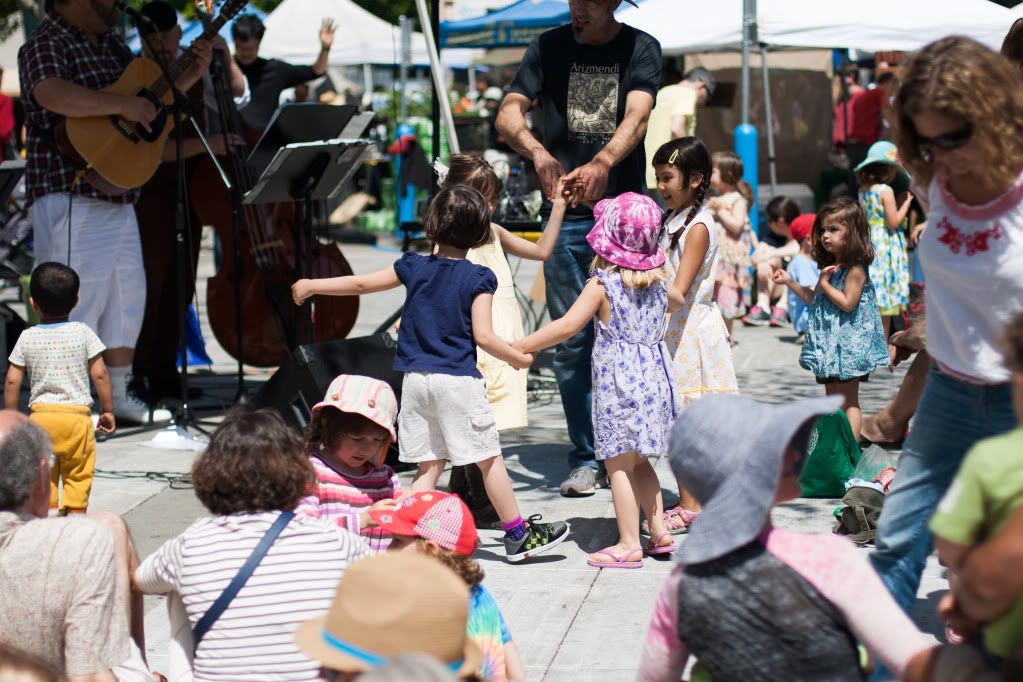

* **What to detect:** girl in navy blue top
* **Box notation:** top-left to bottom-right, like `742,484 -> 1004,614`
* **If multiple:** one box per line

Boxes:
293,185 -> 570,563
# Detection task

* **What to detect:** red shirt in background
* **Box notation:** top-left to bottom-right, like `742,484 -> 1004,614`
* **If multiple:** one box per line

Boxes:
849,87 -> 884,145
0,95 -> 13,146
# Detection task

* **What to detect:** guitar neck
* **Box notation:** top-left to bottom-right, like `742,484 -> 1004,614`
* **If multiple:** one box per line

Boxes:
148,12 -> 230,98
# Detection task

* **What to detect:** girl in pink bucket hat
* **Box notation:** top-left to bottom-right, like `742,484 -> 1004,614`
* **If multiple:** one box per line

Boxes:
514,192 -> 686,568
295,374 -> 404,551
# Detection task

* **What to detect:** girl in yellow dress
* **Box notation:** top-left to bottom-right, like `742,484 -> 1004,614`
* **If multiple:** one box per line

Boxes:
441,155 -> 567,430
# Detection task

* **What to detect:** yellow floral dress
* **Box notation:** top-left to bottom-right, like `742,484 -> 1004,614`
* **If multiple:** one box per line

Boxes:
663,208 -> 739,409
466,225 -> 527,430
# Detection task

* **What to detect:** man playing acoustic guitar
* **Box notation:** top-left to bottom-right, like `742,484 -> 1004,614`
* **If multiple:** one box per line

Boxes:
18,0 -> 213,423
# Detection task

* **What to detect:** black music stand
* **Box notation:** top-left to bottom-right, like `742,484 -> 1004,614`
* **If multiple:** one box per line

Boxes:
247,103 -> 361,176
243,138 -> 374,348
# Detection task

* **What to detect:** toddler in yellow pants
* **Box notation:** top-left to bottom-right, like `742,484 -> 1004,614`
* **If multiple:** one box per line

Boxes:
3,262 -> 115,513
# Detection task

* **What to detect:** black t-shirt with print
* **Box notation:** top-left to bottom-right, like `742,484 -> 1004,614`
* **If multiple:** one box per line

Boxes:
236,57 -> 318,130
508,24 -> 662,220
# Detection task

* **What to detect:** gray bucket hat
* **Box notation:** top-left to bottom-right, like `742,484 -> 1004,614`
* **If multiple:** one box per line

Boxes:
669,394 -> 843,565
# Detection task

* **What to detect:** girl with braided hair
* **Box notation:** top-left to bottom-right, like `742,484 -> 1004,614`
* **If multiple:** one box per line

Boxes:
649,137 -> 739,535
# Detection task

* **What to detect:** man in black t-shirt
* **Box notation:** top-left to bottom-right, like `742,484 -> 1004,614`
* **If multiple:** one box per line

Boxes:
231,14 -> 335,130
497,0 -> 661,497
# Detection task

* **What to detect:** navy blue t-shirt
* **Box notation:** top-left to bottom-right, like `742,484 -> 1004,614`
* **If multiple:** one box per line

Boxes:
393,252 -> 498,377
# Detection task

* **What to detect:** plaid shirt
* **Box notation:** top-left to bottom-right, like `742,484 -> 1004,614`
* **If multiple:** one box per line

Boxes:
18,13 -> 138,205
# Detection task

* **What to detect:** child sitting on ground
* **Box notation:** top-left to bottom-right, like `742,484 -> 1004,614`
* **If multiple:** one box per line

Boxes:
928,311 -> 1023,671
293,185 -> 569,563
371,490 -> 525,682
745,195 -> 801,327
783,214 -> 820,343
295,374 -> 402,551
3,262 -> 114,514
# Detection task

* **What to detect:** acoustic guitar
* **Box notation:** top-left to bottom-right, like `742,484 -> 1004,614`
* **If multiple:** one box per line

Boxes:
54,0 -> 248,194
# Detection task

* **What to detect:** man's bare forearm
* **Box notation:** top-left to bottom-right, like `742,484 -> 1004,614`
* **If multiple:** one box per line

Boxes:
496,105 -> 546,161
594,106 -> 650,168
32,78 -> 127,118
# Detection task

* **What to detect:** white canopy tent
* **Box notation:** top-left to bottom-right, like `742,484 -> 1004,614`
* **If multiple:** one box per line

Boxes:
617,0 -> 1015,193
618,0 -> 1014,55
261,0 -> 478,67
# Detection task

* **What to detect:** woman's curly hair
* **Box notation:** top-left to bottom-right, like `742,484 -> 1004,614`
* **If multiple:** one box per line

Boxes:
893,36 -> 1023,188
192,408 -> 313,515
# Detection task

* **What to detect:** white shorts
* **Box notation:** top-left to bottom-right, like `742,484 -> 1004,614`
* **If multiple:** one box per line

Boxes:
30,193 -> 145,349
398,371 -> 502,466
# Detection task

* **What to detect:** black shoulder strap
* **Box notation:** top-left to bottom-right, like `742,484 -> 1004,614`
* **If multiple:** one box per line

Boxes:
192,511 -> 295,653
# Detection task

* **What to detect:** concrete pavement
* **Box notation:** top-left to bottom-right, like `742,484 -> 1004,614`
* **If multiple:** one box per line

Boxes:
62,232 -> 944,679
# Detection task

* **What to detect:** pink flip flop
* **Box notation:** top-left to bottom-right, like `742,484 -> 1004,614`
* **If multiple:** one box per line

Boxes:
644,532 -> 677,556
586,547 -> 643,569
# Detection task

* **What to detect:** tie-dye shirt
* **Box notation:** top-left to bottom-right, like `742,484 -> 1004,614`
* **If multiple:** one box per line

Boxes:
294,454 -> 401,552
468,584 -> 512,682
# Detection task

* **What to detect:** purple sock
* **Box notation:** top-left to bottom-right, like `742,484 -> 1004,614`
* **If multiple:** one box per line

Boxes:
503,516 -> 526,540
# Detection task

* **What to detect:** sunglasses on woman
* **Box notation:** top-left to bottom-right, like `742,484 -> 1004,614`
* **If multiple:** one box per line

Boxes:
915,125 -> 973,153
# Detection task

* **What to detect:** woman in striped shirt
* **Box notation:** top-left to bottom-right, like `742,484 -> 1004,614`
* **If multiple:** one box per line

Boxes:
135,408 -> 371,682
295,375 -> 403,551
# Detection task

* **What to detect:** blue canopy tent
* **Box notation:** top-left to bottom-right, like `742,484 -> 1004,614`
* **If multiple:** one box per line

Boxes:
440,0 -> 640,49
440,0 -> 570,49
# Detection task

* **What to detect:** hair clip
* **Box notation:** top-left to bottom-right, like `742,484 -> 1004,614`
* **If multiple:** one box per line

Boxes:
433,159 -> 450,183
668,149 -> 679,165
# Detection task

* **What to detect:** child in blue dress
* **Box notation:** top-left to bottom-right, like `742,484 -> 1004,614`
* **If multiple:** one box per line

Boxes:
773,197 -> 889,442
293,185 -> 570,563
514,193 -> 682,568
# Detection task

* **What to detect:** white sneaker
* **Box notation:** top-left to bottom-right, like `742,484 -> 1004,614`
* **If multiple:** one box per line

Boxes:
115,382 -> 173,424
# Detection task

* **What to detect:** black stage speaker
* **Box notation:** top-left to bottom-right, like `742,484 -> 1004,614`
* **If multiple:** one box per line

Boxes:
252,333 -> 402,431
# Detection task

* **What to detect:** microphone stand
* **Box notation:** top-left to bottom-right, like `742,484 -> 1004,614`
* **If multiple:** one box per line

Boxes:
118,28 -> 231,443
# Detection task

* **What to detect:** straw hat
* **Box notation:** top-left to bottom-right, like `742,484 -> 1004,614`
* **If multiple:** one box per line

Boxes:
294,553 -> 482,676
669,394 -> 843,564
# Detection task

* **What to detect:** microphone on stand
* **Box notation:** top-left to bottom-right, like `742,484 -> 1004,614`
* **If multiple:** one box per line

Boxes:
116,1 -> 159,30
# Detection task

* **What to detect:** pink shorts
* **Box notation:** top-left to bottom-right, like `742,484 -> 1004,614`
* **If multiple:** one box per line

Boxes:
714,284 -> 745,319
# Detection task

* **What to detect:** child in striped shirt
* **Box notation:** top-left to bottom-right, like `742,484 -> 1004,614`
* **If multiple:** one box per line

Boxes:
295,374 -> 402,551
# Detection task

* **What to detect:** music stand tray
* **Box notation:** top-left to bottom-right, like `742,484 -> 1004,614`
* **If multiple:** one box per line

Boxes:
242,139 -> 373,205
247,103 -> 360,176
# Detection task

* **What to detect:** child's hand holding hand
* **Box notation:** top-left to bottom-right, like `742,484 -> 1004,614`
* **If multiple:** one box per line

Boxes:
771,269 -> 792,286
509,351 -> 534,370
359,498 -> 398,529
97,412 -> 115,434
292,279 -> 313,306
554,177 -> 572,206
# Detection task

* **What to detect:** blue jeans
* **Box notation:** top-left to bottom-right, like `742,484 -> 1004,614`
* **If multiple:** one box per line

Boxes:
544,218 -> 596,470
870,367 -> 1014,612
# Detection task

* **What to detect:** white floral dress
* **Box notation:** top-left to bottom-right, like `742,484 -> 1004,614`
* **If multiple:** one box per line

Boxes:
663,208 -> 739,410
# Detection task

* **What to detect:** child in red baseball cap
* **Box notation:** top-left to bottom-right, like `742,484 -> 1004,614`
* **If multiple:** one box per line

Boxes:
774,213 -> 820,344
370,491 -> 525,682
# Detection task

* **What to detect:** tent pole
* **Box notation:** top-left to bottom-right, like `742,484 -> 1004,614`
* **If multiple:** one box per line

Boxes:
740,0 -> 754,124
759,43 -> 777,195
399,15 -> 411,121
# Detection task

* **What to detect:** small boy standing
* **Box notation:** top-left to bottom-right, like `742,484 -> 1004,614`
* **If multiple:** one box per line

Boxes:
3,262 -> 114,513
930,310 -> 1023,665
783,213 -> 820,343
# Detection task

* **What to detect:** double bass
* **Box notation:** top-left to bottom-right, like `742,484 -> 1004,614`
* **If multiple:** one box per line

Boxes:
190,0 -> 358,367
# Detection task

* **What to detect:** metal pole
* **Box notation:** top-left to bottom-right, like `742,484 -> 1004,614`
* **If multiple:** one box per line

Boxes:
740,0 -> 755,125
416,0 -> 461,164
759,43 -> 777,195
399,15 -> 411,121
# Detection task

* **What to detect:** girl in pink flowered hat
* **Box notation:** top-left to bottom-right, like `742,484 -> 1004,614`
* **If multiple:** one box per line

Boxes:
513,192 -> 685,568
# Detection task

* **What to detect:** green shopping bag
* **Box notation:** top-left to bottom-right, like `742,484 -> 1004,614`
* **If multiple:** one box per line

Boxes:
799,410 -> 861,498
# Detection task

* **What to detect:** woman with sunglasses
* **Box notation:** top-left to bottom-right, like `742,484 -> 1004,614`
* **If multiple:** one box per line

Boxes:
870,36 -> 1023,628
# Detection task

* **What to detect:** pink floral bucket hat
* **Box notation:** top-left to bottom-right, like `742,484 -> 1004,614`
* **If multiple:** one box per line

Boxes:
587,192 -> 665,271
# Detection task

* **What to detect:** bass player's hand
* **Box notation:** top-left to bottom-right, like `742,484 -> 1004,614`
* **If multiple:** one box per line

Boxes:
118,95 -> 157,132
